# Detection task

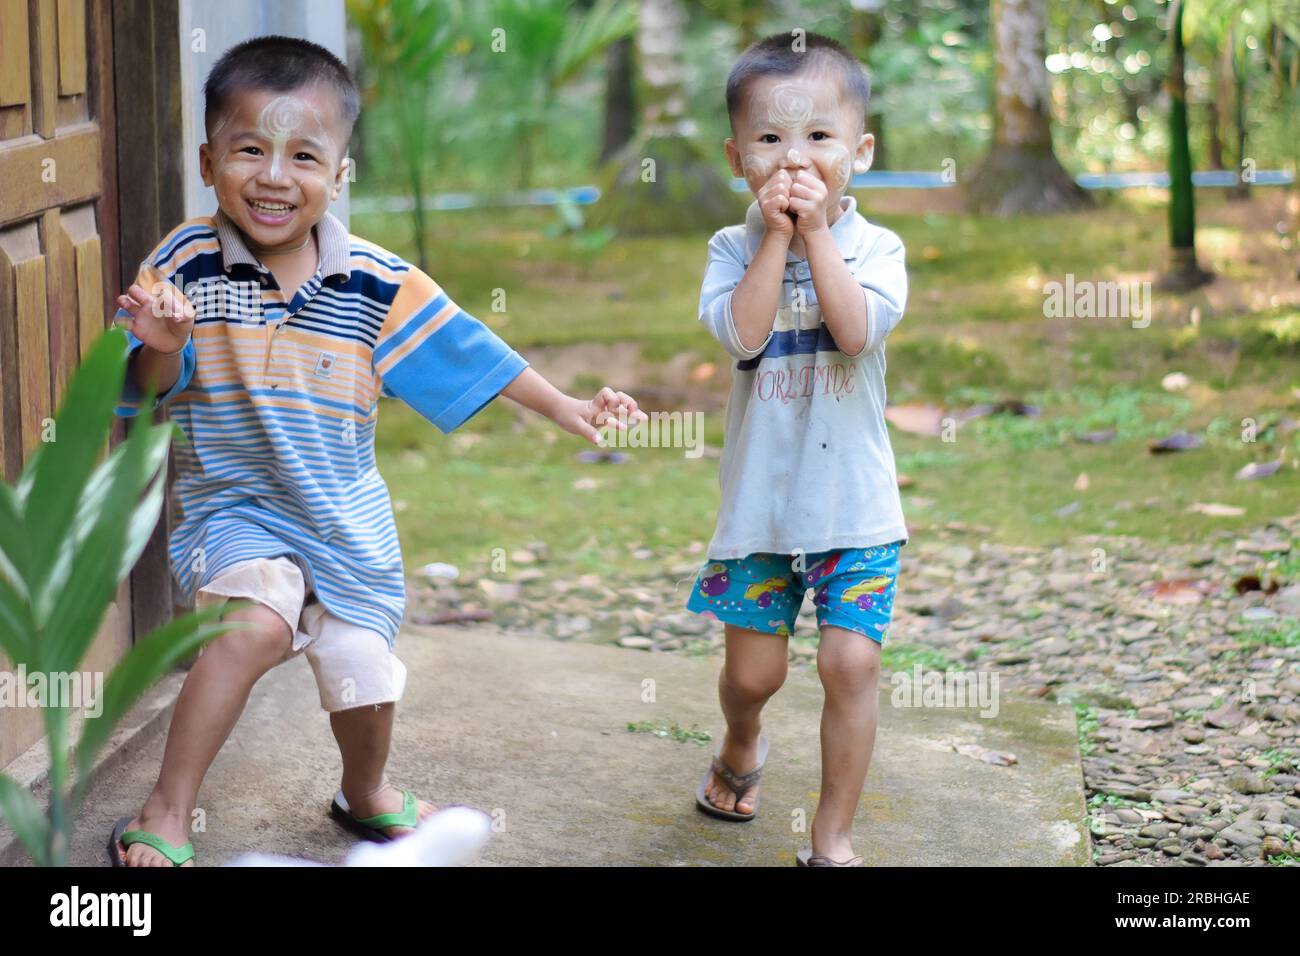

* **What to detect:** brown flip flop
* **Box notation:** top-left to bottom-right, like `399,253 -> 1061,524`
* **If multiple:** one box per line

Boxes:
796,848 -> 864,866
695,734 -> 769,821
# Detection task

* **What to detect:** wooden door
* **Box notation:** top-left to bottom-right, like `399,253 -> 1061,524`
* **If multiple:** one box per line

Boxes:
0,0 -> 129,769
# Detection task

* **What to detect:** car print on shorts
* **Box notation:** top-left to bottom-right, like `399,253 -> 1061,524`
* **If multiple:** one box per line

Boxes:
744,576 -> 789,608
840,575 -> 893,610
804,552 -> 842,586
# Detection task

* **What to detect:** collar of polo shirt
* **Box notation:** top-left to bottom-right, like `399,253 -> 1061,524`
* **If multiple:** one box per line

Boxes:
213,206 -> 352,281
743,193 -> 864,266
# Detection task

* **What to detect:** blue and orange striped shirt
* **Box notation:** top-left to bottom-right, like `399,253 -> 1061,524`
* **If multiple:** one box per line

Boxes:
114,208 -> 528,647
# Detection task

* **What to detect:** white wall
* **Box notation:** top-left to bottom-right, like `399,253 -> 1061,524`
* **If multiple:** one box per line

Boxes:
178,0 -> 351,226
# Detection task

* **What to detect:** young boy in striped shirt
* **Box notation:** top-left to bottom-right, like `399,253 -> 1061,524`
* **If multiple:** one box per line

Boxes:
109,36 -> 643,866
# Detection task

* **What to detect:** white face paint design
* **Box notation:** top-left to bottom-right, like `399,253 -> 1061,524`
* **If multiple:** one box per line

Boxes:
827,143 -> 853,192
756,83 -> 815,130
741,153 -> 774,189
259,96 -> 308,181
210,92 -> 338,176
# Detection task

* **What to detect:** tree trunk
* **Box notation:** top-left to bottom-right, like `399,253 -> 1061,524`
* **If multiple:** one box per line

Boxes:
590,0 -> 742,235
1228,25 -> 1250,201
964,0 -> 1090,214
600,36 -> 636,164
850,4 -> 885,170
1159,0 -> 1212,291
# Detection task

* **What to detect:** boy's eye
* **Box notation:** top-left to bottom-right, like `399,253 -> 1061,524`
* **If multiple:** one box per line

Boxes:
810,131 -> 830,141
760,134 -> 780,144
295,152 -> 318,163
240,146 -> 262,156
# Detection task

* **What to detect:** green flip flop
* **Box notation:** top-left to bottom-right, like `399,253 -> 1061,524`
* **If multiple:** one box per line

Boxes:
109,816 -> 195,867
330,788 -> 421,843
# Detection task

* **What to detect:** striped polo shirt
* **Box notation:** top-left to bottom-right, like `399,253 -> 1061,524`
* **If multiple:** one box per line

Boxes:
114,207 -> 528,647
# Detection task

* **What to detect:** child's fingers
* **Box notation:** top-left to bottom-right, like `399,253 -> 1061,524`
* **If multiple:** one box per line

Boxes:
790,182 -> 823,201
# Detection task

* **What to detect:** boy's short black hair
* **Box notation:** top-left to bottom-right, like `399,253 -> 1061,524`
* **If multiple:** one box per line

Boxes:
204,35 -> 360,151
726,32 -> 871,129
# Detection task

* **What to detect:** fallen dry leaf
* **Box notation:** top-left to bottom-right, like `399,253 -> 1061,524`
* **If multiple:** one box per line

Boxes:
689,362 -> 716,382
1148,431 -> 1204,454
1235,460 -> 1283,481
885,402 -> 946,436
1189,502 -> 1246,517
1141,578 -> 1215,604
1075,429 -> 1117,444
952,743 -> 1018,767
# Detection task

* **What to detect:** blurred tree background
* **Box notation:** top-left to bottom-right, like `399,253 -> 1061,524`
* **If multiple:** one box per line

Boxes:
344,0 -> 1299,207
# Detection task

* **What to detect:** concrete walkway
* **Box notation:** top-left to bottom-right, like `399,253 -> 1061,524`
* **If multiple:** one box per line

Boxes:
24,626 -> 1090,866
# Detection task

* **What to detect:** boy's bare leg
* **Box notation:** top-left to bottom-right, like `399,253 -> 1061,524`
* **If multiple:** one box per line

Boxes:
701,624 -> 788,814
330,702 -> 436,837
116,603 -> 293,866
811,625 -> 881,861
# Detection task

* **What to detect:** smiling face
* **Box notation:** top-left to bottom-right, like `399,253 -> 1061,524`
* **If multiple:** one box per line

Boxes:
725,68 -> 874,226
199,84 -> 350,254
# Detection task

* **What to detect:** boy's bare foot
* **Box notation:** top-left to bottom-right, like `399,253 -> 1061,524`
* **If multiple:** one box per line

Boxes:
341,782 -> 438,838
702,733 -> 762,814
114,805 -> 195,867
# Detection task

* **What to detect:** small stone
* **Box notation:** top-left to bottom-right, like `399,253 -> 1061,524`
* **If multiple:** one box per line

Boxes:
1241,606 -> 1277,622
1228,772 -> 1272,795
939,544 -> 975,567
1204,701 -> 1246,729
478,579 -> 522,602
617,636 -> 653,650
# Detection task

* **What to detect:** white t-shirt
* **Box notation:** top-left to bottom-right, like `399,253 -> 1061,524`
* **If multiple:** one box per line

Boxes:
698,195 -> 909,559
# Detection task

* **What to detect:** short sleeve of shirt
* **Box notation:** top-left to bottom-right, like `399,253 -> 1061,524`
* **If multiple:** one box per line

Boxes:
373,267 -> 528,433
698,227 -> 772,361
854,228 -> 908,357
113,232 -> 197,418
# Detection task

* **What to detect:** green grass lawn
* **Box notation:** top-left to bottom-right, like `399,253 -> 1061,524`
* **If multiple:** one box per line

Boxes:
355,192 -> 1300,580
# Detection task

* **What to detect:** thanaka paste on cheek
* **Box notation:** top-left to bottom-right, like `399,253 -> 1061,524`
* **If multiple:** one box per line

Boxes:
827,143 -> 853,192
741,153 -> 774,190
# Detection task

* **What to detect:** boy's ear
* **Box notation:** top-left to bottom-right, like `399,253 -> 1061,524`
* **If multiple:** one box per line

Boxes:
724,138 -> 744,178
853,132 -> 875,174
331,157 -> 350,200
198,143 -> 214,187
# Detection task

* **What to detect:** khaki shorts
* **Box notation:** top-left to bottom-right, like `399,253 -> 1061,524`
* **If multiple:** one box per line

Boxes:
194,556 -> 407,712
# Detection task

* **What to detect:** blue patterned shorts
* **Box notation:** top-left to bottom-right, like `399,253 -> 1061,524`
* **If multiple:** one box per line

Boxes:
685,542 -> 904,643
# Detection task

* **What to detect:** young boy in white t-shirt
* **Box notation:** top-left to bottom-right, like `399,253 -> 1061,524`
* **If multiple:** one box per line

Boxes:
686,32 -> 908,867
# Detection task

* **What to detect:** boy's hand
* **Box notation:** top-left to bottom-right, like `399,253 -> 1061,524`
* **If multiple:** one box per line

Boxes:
555,387 -> 648,445
788,169 -> 830,235
114,266 -> 196,355
756,170 -> 795,240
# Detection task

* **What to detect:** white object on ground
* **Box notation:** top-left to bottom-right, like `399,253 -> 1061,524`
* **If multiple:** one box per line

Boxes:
226,806 -> 492,867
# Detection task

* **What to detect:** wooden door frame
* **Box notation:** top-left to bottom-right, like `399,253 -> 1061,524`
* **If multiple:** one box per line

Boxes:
111,0 -> 187,641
